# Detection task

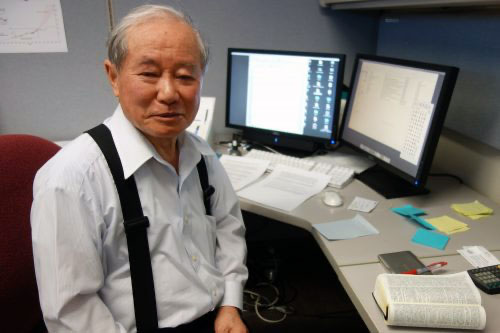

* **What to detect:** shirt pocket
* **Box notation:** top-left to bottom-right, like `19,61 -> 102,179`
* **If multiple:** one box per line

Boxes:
196,214 -> 217,262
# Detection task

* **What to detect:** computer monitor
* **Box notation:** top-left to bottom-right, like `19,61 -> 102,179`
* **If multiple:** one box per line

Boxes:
340,54 -> 459,198
225,48 -> 345,156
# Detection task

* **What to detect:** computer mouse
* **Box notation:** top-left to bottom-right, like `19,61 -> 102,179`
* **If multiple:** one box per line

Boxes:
322,191 -> 343,207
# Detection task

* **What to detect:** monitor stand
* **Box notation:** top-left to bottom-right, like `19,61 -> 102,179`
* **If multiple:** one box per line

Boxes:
356,164 -> 429,199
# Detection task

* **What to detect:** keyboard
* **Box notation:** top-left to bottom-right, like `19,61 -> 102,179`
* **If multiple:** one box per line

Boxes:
244,149 -> 354,188
245,149 -> 315,171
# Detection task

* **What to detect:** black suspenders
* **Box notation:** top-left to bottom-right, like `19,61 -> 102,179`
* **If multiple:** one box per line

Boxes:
86,124 -> 214,332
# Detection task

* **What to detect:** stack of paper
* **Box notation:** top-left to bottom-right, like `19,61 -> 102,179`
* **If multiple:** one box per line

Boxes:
426,215 -> 469,235
237,165 -> 330,211
451,200 -> 493,220
219,155 -> 269,191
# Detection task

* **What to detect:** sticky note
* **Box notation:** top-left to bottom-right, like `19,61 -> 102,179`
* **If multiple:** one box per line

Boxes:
392,204 -> 425,217
412,216 -> 436,230
451,200 -> 493,220
411,229 -> 449,250
426,215 -> 469,235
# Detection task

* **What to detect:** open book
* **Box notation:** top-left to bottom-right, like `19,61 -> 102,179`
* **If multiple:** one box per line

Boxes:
373,272 -> 486,330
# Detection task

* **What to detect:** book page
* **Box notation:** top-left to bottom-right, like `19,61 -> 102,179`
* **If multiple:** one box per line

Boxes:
387,303 -> 486,330
382,272 -> 481,306
374,272 -> 486,330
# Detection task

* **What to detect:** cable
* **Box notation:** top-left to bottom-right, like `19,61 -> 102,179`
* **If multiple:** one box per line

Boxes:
429,173 -> 463,184
243,283 -> 293,324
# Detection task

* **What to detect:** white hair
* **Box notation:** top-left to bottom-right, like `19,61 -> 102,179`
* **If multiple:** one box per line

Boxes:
107,4 -> 209,71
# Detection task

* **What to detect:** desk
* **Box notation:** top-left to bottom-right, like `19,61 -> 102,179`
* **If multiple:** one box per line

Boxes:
339,253 -> 500,333
238,174 -> 500,332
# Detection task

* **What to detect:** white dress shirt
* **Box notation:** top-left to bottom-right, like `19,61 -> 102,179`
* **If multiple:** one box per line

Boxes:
31,106 -> 248,332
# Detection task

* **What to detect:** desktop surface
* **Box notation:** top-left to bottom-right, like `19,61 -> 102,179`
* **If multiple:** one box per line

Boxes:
339,252 -> 500,333
229,145 -> 500,332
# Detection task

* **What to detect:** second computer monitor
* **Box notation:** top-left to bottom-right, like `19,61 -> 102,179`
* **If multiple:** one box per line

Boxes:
341,54 -> 459,198
226,48 -> 345,155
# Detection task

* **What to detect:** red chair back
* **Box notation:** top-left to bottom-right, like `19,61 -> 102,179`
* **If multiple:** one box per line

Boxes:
0,135 -> 60,332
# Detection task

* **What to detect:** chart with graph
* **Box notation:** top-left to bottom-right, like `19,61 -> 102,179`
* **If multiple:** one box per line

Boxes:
0,0 -> 67,53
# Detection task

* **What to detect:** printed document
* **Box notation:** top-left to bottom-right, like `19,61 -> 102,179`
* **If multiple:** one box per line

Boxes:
458,245 -> 500,268
219,155 -> 269,191
237,165 -> 330,211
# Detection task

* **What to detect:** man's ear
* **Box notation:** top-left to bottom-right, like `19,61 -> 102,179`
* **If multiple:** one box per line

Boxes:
104,60 -> 120,97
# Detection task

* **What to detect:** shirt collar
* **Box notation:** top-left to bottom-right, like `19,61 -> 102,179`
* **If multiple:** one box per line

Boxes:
104,105 -> 214,179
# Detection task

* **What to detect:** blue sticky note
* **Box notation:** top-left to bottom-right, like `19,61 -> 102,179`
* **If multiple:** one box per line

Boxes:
392,204 -> 425,217
411,215 -> 436,230
411,229 -> 449,250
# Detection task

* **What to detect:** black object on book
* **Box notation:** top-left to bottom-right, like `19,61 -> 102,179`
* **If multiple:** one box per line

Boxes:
378,251 -> 431,275
468,264 -> 500,294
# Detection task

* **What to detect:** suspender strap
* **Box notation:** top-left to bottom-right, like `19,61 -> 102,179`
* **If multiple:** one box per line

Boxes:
196,157 -> 215,216
86,124 -> 159,332
86,124 -> 215,332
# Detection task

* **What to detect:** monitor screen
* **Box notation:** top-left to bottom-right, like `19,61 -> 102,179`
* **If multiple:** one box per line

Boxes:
340,54 -> 459,198
226,48 -> 345,155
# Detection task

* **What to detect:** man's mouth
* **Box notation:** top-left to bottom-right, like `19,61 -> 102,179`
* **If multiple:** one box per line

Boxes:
153,113 -> 182,118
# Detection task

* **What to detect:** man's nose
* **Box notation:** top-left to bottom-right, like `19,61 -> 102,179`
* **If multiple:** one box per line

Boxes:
157,76 -> 179,103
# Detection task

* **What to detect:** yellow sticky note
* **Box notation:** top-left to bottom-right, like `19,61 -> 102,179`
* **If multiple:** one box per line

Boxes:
451,200 -> 493,217
467,214 -> 490,220
447,226 -> 470,234
426,215 -> 469,235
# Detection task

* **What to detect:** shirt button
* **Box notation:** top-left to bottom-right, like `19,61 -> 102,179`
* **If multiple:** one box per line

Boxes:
212,289 -> 217,297
192,255 -> 198,262
184,217 -> 189,224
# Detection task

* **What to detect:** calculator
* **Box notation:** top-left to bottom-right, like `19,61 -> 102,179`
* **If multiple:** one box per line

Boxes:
467,264 -> 500,295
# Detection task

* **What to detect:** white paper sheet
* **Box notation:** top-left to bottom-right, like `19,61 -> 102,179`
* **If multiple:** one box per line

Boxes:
219,155 -> 269,191
457,245 -> 500,268
237,165 -> 330,211
347,196 -> 378,213
313,214 -> 379,240
0,0 -> 68,53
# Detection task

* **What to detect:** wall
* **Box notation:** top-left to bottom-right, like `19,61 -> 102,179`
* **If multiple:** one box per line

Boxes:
0,1 -> 114,141
376,9 -> 500,150
0,0 -> 379,142
434,129 -> 500,204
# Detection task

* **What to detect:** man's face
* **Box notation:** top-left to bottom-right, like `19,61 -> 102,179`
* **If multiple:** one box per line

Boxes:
105,18 -> 203,143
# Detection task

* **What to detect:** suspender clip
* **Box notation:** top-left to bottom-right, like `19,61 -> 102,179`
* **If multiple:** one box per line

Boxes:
124,216 -> 150,234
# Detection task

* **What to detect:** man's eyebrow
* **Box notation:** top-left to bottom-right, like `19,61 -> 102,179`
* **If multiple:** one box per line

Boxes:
137,58 -> 159,67
177,63 -> 202,72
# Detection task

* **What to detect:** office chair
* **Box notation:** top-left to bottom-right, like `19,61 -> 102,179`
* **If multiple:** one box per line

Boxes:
0,134 -> 60,332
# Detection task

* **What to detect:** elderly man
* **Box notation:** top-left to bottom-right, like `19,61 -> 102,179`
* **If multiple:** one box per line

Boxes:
31,4 -> 248,333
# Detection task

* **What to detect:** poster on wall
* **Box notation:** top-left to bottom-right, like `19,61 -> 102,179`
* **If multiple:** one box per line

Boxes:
0,0 -> 68,53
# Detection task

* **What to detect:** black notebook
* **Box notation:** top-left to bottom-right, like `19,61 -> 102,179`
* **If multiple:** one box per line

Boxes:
378,251 -> 430,274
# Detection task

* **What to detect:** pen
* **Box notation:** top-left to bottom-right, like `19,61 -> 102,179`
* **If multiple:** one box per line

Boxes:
402,261 -> 448,275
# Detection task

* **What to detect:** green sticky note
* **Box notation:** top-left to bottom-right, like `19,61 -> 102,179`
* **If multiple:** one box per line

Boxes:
411,229 -> 449,250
